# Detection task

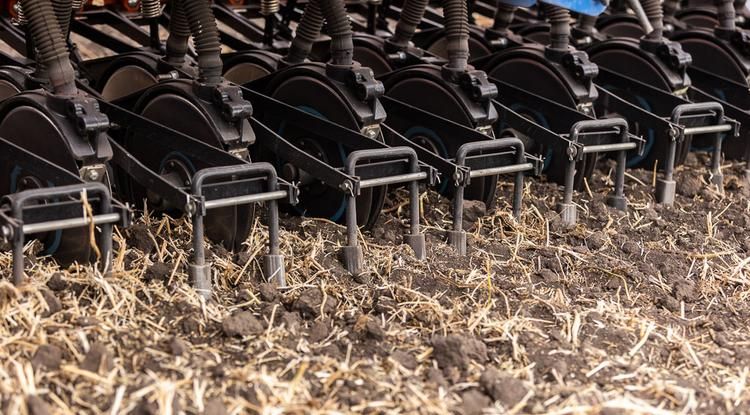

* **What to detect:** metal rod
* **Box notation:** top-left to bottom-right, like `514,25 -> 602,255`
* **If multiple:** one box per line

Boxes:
358,172 -> 427,189
21,213 -> 121,234
627,0 -> 654,34
581,142 -> 638,154
683,124 -> 733,135
468,163 -> 535,178
202,190 -> 288,210
346,194 -> 358,248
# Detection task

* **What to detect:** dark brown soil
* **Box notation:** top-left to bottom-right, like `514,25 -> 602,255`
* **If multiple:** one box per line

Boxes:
1,155 -> 749,413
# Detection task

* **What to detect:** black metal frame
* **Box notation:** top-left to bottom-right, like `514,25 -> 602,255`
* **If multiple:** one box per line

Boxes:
379,95 -> 541,252
96,99 -> 297,294
0,137 -> 130,285
243,88 -> 432,274
491,78 -> 643,225
595,68 -> 737,204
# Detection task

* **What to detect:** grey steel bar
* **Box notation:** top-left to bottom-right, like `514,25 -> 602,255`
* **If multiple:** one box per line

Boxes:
203,190 -> 288,210
683,124 -> 733,135
22,213 -> 121,234
469,162 -> 535,178
581,142 -> 638,154
359,172 -> 427,188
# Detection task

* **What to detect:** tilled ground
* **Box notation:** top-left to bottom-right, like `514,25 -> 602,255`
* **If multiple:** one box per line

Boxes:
1,154 -> 750,414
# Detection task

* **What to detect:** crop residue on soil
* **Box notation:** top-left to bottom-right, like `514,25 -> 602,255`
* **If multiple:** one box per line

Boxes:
1,155 -> 750,414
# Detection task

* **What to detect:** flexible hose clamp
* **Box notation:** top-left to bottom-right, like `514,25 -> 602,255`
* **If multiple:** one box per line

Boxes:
210,84 -> 254,122
442,67 -> 498,103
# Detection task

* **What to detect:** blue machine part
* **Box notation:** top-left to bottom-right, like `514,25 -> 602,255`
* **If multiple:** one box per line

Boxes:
278,105 -> 348,222
10,165 -> 63,255
496,0 -> 537,7
537,0 -> 608,16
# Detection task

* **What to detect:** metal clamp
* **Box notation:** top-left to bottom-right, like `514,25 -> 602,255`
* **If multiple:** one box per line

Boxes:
342,146 -> 426,275
189,162 -> 289,297
1,182 -> 121,285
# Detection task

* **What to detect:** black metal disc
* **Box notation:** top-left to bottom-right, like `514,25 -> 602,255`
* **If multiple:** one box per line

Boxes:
0,79 -> 20,101
352,44 -> 393,76
0,105 -> 92,264
100,65 -> 157,101
596,18 -> 647,38
223,62 -> 274,85
485,57 -> 597,189
266,75 -> 386,229
128,92 -> 254,250
588,46 -> 690,168
385,75 -> 498,205
677,36 -> 748,83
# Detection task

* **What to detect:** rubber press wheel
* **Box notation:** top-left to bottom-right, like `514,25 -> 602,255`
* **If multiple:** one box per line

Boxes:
0,105 -> 93,264
126,90 -> 254,250
265,75 -> 386,230
384,73 -> 499,207
485,58 -> 598,190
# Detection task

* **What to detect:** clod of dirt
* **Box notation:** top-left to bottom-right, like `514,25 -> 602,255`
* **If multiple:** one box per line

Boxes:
259,283 -> 279,303
537,269 -> 559,284
143,262 -> 171,282
170,337 -> 189,357
221,311 -> 263,337
32,345 -> 62,371
354,315 -> 386,340
657,294 -> 681,312
40,289 -> 61,317
204,398 -> 227,415
480,367 -> 528,408
293,288 -> 337,319
127,223 -> 155,254
26,395 -> 51,415
462,200 -> 487,230
80,343 -> 114,374
459,389 -> 492,415
587,231 -> 608,250
672,278 -> 698,303
621,240 -> 641,256
426,367 -> 448,389
677,174 -> 702,197
46,272 -> 67,292
431,335 -> 488,370
280,312 -> 301,334
307,320 -> 330,343
390,350 -> 417,370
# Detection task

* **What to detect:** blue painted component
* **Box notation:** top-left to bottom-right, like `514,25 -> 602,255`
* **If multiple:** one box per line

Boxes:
626,94 -> 655,167
278,105 -> 348,222
538,0 -> 607,16
403,126 -> 450,194
496,0 -> 537,7
10,165 -> 63,255
507,103 -> 555,171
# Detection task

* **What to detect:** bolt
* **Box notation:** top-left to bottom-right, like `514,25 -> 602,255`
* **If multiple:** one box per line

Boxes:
0,225 -> 11,241
86,169 -> 100,181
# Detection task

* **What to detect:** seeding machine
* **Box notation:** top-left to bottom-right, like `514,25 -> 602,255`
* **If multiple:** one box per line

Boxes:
0,0 -> 746,298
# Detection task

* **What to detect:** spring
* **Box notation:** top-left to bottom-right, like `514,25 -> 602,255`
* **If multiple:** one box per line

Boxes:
542,3 -> 571,51
12,1 -> 27,25
140,0 -> 161,19
72,0 -> 84,10
640,0 -> 663,38
260,0 -> 279,16
444,0 -> 470,70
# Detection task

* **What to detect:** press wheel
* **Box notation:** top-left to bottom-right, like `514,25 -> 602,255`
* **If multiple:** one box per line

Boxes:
485,58 -> 598,189
384,75 -> 498,206
126,92 -> 254,250
0,105 -> 93,264
266,75 -> 386,229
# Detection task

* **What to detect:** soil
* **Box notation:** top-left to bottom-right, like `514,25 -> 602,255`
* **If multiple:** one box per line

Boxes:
1,155 -> 750,414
